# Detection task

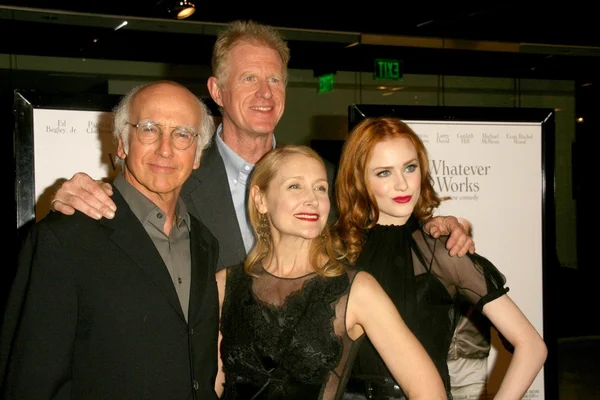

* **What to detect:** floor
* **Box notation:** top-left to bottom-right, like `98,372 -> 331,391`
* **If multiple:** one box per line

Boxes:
557,336 -> 600,400
553,268 -> 599,400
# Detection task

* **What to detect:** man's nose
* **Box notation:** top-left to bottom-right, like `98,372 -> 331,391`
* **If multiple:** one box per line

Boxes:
256,80 -> 273,99
155,133 -> 174,157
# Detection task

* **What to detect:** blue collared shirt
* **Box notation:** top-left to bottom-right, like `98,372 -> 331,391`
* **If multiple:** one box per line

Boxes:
215,124 -> 276,254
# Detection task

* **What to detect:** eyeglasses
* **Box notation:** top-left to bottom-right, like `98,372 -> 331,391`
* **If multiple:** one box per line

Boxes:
125,121 -> 199,150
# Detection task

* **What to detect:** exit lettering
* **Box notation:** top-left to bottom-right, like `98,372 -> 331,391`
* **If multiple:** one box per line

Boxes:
374,59 -> 403,81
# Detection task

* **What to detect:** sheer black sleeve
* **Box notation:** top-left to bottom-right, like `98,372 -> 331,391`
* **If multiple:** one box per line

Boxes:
412,230 -> 509,311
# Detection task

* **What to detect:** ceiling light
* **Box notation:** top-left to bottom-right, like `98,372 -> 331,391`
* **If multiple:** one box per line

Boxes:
114,21 -> 128,31
171,0 -> 196,19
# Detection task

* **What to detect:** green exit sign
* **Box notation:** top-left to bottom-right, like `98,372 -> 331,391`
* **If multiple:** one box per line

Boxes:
374,59 -> 403,81
317,73 -> 334,94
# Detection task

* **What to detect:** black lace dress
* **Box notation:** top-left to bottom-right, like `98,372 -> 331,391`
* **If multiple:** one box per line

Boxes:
349,216 -> 508,398
220,264 -> 362,400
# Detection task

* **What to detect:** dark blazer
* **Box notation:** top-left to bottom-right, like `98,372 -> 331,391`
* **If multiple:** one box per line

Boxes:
181,141 -> 246,271
1,188 -> 219,400
180,140 -> 338,271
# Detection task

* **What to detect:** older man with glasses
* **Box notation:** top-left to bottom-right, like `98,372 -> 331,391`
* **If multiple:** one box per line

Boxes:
1,80 -> 221,399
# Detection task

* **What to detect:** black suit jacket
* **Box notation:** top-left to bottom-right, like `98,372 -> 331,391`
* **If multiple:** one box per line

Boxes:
180,141 -> 337,271
1,188 -> 219,399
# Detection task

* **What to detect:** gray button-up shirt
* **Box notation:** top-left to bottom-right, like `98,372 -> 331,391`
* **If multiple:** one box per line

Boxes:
113,173 -> 192,321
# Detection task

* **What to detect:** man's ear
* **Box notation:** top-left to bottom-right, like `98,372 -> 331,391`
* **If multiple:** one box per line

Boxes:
116,136 -> 127,160
192,150 -> 202,170
251,185 -> 268,214
207,77 -> 223,107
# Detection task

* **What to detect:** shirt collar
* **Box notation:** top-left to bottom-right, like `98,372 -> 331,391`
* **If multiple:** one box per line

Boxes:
214,123 -> 277,177
113,173 -> 190,229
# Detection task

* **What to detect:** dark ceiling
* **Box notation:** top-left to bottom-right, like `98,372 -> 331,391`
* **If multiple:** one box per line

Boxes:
1,1 -> 599,81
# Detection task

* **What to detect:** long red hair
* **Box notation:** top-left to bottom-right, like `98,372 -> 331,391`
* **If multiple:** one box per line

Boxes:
333,117 -> 442,264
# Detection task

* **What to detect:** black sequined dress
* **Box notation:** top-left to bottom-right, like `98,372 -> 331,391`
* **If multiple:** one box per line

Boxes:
350,216 -> 508,398
220,265 -> 362,400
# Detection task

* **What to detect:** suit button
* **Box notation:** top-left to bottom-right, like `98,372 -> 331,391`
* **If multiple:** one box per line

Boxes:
190,328 -> 194,335
193,380 -> 199,390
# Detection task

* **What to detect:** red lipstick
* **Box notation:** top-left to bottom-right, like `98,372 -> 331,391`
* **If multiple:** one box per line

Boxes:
295,213 -> 319,221
393,196 -> 412,204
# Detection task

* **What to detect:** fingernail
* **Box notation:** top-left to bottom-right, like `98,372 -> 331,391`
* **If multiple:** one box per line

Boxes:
106,211 -> 115,219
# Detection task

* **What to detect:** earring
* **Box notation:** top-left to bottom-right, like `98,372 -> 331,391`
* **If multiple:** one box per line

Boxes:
258,213 -> 270,242
319,232 -> 326,242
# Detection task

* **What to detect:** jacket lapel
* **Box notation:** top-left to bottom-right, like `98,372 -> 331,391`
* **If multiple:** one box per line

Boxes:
181,142 -> 246,269
187,217 -> 210,327
102,189 -> 186,322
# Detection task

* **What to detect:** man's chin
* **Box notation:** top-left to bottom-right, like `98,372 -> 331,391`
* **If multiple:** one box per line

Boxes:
250,127 -> 276,137
249,118 -> 279,134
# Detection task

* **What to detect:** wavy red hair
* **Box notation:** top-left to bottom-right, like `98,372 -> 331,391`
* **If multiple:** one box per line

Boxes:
333,117 -> 443,264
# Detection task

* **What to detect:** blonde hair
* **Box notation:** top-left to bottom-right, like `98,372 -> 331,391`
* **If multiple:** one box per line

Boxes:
245,145 -> 345,277
333,117 -> 443,264
211,20 -> 290,87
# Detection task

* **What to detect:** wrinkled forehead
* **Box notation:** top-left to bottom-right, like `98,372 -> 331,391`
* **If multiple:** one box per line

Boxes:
227,42 -> 285,71
131,85 -> 201,127
274,154 -> 327,182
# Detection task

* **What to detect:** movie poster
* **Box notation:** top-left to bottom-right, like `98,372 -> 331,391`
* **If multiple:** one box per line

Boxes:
32,109 -> 118,221
406,119 -> 544,399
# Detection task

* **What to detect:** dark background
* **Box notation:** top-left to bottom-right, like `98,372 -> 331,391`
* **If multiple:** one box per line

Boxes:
1,2 -> 598,398
3,0 -> 597,325
2,0 -> 597,331
1,1 -> 599,79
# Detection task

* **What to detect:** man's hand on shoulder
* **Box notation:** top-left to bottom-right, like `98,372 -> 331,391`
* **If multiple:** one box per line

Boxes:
423,216 -> 475,257
51,172 -> 116,220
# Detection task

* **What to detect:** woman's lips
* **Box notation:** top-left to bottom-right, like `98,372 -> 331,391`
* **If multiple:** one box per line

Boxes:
393,196 -> 412,204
